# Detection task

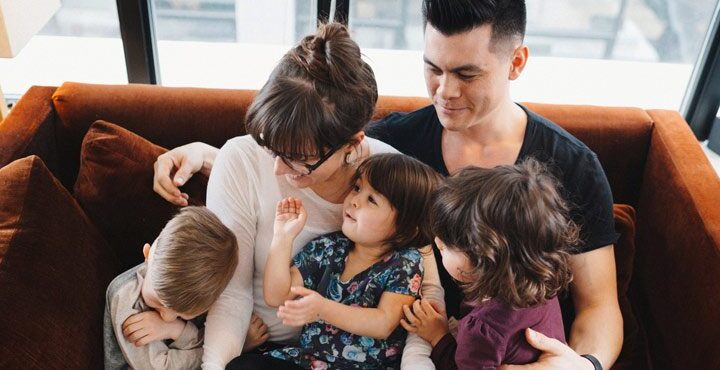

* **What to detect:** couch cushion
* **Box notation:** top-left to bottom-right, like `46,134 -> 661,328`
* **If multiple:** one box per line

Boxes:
611,204 -> 651,370
73,120 -> 207,271
0,155 -> 118,368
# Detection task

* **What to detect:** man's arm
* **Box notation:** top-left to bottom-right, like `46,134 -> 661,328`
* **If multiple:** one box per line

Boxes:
568,245 -> 623,369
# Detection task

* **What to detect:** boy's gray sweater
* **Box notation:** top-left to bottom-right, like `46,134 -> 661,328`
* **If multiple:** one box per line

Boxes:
104,264 -> 203,370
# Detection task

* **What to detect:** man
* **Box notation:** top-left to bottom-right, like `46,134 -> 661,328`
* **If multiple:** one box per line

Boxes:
366,2 -> 622,369
153,2 -> 622,369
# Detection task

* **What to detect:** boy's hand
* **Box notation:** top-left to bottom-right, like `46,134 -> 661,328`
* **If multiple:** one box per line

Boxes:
277,286 -> 326,326
400,299 -> 449,347
242,313 -> 270,353
273,197 -> 307,241
122,311 -> 185,346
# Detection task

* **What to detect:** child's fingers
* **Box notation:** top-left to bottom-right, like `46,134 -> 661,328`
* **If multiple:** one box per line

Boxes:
136,334 -> 154,346
122,321 -> 144,338
399,318 -> 418,333
288,197 -> 297,214
420,299 -> 440,318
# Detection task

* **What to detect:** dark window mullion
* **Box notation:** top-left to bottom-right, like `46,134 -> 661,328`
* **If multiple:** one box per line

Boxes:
317,0 -> 349,26
116,0 -> 160,84
681,1 -> 720,140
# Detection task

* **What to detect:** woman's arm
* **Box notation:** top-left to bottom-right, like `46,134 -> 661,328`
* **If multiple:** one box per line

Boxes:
153,142 -> 219,206
202,143 -> 257,370
278,287 -> 416,340
401,245 -> 445,370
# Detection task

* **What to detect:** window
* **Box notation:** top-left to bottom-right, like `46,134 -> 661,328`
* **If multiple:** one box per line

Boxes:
0,0 -> 126,98
347,0 -> 720,109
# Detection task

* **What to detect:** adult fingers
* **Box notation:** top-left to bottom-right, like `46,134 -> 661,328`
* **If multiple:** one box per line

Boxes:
524,328 -> 570,356
172,158 -> 196,187
412,299 -> 427,322
153,156 -> 185,205
399,318 -> 418,333
402,304 -> 419,325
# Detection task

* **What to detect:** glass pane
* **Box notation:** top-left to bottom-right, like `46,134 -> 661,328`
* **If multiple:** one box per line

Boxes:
153,0 -> 317,88
348,0 -> 720,109
0,0 -> 127,98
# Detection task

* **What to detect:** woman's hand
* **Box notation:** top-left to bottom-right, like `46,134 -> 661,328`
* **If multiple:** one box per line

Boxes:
273,197 -> 307,241
498,329 -> 595,370
122,311 -> 185,346
400,299 -> 449,347
276,286 -> 326,326
153,142 -> 217,206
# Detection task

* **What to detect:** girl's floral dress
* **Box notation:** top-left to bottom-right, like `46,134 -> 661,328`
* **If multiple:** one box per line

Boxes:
266,231 -> 424,370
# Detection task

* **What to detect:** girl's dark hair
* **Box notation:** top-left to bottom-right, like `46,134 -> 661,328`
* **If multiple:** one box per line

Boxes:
422,0 -> 526,47
352,153 -> 443,250
245,22 -> 378,160
430,158 -> 578,308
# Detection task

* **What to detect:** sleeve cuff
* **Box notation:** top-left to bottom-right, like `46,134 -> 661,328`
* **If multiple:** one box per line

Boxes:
170,321 -> 202,349
430,333 -> 457,363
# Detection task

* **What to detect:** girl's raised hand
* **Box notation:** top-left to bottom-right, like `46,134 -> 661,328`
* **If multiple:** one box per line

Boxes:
273,197 -> 307,240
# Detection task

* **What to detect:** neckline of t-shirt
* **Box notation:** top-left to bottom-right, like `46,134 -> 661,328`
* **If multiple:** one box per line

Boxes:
433,103 -> 537,173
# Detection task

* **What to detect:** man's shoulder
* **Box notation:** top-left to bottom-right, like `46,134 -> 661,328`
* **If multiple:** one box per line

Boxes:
524,107 -> 594,156
366,105 -> 438,136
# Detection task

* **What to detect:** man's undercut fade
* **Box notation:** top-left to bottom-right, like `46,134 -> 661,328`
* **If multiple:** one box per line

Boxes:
422,0 -> 526,49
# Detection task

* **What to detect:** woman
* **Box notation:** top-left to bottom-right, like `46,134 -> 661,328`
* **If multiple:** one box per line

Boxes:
153,22 -> 443,370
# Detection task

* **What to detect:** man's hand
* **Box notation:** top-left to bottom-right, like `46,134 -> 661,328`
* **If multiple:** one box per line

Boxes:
399,299 -> 449,347
276,286 -> 326,326
273,197 -> 307,241
242,313 -> 270,353
498,329 -> 594,370
122,311 -> 185,347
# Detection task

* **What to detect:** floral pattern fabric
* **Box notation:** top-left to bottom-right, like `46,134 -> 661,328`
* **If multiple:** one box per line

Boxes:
266,231 -> 423,370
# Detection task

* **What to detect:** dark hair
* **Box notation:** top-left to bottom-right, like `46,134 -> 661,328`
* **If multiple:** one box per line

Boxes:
430,158 -> 578,308
352,153 -> 442,250
422,0 -> 526,47
245,22 -> 378,160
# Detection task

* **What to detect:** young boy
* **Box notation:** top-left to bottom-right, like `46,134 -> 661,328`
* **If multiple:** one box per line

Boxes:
103,206 -> 239,370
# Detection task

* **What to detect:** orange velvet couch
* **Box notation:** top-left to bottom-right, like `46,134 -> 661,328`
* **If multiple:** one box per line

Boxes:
0,82 -> 718,370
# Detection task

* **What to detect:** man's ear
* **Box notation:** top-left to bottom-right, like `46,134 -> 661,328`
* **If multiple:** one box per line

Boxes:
142,243 -> 151,261
349,131 -> 366,147
508,44 -> 529,81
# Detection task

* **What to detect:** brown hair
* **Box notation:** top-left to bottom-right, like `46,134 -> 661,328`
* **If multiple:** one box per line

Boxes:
245,22 -> 378,160
352,153 -> 443,249
430,158 -> 578,308
150,206 -> 238,316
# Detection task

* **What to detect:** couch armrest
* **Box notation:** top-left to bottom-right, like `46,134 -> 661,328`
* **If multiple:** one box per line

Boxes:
0,86 -> 62,185
635,109 -> 720,370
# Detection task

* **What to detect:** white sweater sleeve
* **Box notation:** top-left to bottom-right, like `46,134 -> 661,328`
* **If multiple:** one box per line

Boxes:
202,142 -> 257,370
401,245 -> 445,370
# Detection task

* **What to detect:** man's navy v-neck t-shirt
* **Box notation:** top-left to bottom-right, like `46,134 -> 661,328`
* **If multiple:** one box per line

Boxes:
365,104 -> 618,321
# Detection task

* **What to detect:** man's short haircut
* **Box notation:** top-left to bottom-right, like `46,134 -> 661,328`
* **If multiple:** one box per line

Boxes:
422,0 -> 526,47
150,206 -> 238,316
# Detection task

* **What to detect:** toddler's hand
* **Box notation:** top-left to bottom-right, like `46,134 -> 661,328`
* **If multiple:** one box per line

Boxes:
273,197 -> 307,240
400,299 -> 449,347
277,286 -> 325,327
122,311 -> 185,346
242,313 -> 270,353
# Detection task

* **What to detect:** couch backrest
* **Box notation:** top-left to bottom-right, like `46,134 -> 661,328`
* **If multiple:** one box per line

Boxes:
52,82 -> 653,205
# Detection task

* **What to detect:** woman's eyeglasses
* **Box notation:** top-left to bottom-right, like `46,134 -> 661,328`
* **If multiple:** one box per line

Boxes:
265,144 -> 342,175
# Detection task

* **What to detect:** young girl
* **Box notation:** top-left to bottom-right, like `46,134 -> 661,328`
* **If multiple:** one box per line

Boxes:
259,153 -> 442,370
404,158 -> 578,370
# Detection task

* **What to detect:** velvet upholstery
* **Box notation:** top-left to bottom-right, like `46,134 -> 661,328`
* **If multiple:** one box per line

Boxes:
0,82 -> 718,370
73,120 -> 207,271
0,156 -> 118,369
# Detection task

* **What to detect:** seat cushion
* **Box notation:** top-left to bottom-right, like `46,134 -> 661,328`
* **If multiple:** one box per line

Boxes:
611,204 -> 651,370
0,155 -> 118,368
73,120 -> 208,271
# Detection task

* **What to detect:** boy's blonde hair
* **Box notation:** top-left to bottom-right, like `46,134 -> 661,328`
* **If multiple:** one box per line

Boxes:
149,206 -> 238,316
